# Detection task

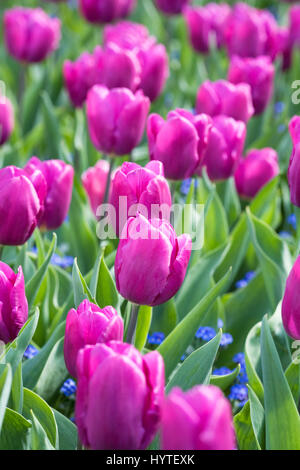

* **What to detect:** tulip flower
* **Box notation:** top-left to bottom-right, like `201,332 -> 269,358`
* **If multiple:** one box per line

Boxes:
109,161 -> 172,236
115,214 -> 191,306
0,166 -> 45,246
82,160 -> 110,216
228,56 -> 275,115
282,256 -> 300,339
148,109 -> 212,180
79,0 -> 136,24
87,85 -> 150,156
198,115 -> 246,181
0,262 -> 28,344
24,157 -> 74,231
154,0 -> 190,15
161,386 -> 235,450
0,95 -> 14,146
234,148 -> 279,199
184,4 -> 231,54
63,52 -> 99,108
4,8 -> 61,63
64,300 -> 123,378
288,116 -> 300,207
75,341 -> 165,450
196,80 -> 254,124
290,6 -> 300,46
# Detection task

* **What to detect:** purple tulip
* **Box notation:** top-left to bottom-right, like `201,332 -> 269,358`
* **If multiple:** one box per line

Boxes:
82,160 -> 110,217
64,300 -> 124,378
104,21 -> 169,101
0,95 -> 14,146
4,8 -> 61,63
79,0 -> 136,24
198,115 -> 246,181
24,157 -> 74,231
184,4 -> 231,54
234,148 -> 279,199
196,80 -> 254,124
87,85 -> 150,156
154,0 -> 191,15
288,116 -> 300,207
0,262 -> 28,344
161,386 -> 235,450
282,257 -> 300,339
148,109 -> 212,180
0,166 -> 45,246
63,52 -> 99,108
109,161 -> 172,236
277,27 -> 293,71
75,341 -> 165,449
115,214 -> 191,306
228,56 -> 275,115
290,6 -> 300,46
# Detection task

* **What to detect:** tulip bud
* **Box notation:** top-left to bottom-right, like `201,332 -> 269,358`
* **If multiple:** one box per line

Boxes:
198,115 -> 246,181
161,386 -> 235,450
234,148 -> 279,199
109,161 -> 172,236
82,160 -> 110,217
288,116 -> 300,207
282,257 -> 300,339
79,0 -> 136,24
64,300 -> 123,378
63,52 -> 98,108
87,85 -> 150,156
154,0 -> 191,15
0,262 -> 28,344
115,214 -> 191,306
228,55 -> 275,115
148,109 -> 212,180
0,166 -> 45,246
76,341 -> 165,449
4,8 -> 60,63
24,157 -> 74,231
0,95 -> 14,146
196,80 -> 254,123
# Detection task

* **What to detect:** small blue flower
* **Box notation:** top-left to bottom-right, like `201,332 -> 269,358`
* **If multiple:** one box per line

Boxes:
24,344 -> 39,360
148,332 -> 165,345
51,254 -> 74,269
237,369 -> 249,385
235,279 -> 248,289
279,230 -> 292,239
274,101 -> 285,114
278,124 -> 286,134
60,379 -> 77,397
287,213 -> 297,231
213,367 -> 232,376
217,318 -> 224,329
180,178 -> 192,196
233,352 -> 246,367
244,271 -> 255,282
229,384 -> 248,402
195,326 -> 216,341
220,333 -> 233,347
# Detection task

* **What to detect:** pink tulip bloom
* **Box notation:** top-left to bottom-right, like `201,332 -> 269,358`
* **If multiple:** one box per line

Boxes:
0,95 -> 14,146
79,0 -> 136,24
154,0 -> 191,15
82,160 -> 110,217
288,116 -> 300,207
282,256 -> 300,339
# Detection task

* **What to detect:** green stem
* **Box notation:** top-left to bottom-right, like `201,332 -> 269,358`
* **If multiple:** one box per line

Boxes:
18,63 -> 26,127
126,303 -> 139,344
103,158 -> 114,205
0,245 -> 3,260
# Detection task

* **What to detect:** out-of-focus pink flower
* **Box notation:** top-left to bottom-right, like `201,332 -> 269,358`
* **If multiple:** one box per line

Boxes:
196,80 -> 254,123
282,257 -> 300,340
4,7 -> 60,63
228,55 -> 275,115
64,300 -> 123,378
234,148 -> 279,199
0,95 -> 14,146
288,116 -> 300,207
79,0 -> 136,24
161,386 -> 235,450
148,109 -> 212,180
290,5 -> 300,46
76,341 -> 165,449
82,160 -> 110,217
115,214 -> 192,306
63,52 -> 99,108
154,0 -> 191,15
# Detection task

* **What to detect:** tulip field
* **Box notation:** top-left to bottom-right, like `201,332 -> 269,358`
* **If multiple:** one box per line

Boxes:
2,0 -> 300,453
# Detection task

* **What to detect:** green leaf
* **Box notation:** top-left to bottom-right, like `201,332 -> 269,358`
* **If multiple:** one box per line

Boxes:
135,306 -> 152,351
151,299 -> 178,337
90,255 -> 119,308
244,322 -> 264,404
9,362 -> 23,414
248,385 -> 265,450
41,91 -> 61,156
285,361 -> 300,405
210,365 -> 241,391
166,331 -> 221,393
234,401 -> 260,451
30,411 -> 55,450
0,364 -> 12,432
72,257 -> 95,308
0,408 -> 31,450
52,409 -> 78,450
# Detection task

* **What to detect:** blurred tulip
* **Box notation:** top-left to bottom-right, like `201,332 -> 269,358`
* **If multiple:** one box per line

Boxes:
109,161 -> 172,236
63,52 -> 99,108
79,0 -> 136,24
24,157 -> 74,230
0,95 -> 14,146
277,27 -> 293,71
64,300 -> 123,378
76,341 -> 164,449
115,214 -> 191,306
282,257 -> 300,339
198,115 -> 246,181
0,166 -> 45,246
154,0 -> 190,15
0,262 -> 28,344
4,8 -> 60,63
87,85 -> 150,156
288,116 -> 300,207
234,148 -> 279,199
196,80 -> 254,123
104,21 -> 169,101
161,386 -> 235,450
148,109 -> 212,180
228,55 -> 275,115
290,5 -> 300,46
82,160 -> 110,216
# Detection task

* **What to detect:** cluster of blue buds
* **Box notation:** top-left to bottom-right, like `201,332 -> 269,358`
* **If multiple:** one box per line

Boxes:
235,271 -> 256,290
23,344 -> 39,360
147,332 -> 165,345
195,322 -> 233,348
60,378 -> 77,398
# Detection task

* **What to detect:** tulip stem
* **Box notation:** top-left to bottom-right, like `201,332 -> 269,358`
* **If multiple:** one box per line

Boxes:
103,158 -> 114,205
0,245 -> 3,260
126,303 -> 139,344
18,63 -> 26,127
